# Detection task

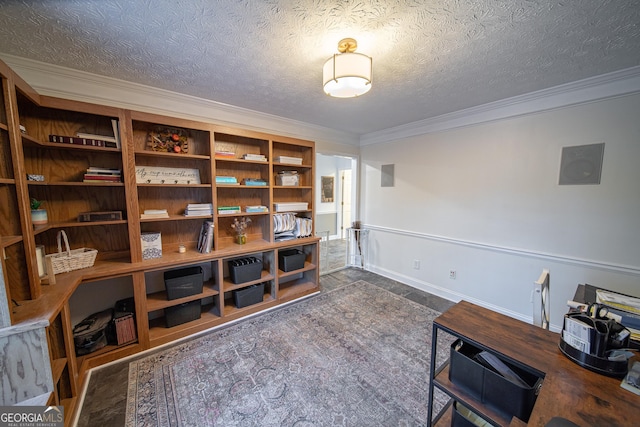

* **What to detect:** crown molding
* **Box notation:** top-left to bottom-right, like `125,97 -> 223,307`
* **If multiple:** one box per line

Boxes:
360,65 -> 640,146
0,53 -> 360,147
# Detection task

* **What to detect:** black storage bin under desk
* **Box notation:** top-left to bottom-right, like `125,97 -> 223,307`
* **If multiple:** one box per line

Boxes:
278,249 -> 305,272
165,300 -> 201,327
449,339 -> 543,422
233,283 -> 265,308
164,266 -> 204,300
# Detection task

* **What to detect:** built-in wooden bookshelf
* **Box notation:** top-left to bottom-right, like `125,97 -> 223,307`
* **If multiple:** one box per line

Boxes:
0,58 -> 319,425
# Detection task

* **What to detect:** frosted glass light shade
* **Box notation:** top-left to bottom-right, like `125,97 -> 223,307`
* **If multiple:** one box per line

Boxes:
323,52 -> 372,98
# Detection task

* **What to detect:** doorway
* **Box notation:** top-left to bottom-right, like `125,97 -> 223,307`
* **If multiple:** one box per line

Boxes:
315,153 -> 358,274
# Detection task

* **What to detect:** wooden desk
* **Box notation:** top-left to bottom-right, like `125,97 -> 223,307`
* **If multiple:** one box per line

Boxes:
428,300 -> 640,426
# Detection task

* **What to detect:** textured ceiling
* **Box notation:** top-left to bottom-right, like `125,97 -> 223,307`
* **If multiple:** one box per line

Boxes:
0,0 -> 639,136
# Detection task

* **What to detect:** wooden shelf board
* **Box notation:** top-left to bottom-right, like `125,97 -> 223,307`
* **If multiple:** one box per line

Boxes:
60,396 -> 77,426
148,305 -> 223,345
273,162 -> 312,168
277,261 -> 316,279
222,294 -> 277,317
135,150 -> 210,160
0,177 -> 15,184
28,181 -> 124,187
1,234 -> 23,247
278,280 -> 319,302
146,283 -> 219,312
76,342 -> 142,372
137,183 -> 212,188
140,214 -> 213,222
0,122 -> 8,131
51,357 -> 67,383
223,271 -> 275,292
273,186 -> 313,190
22,133 -> 120,153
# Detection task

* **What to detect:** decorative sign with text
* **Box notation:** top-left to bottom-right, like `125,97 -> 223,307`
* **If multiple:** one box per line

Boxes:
135,166 -> 201,184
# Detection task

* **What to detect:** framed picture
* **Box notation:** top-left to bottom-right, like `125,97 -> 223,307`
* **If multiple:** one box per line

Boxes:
321,176 -> 334,203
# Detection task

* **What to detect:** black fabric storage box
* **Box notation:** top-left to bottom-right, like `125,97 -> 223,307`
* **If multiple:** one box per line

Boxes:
278,249 -> 305,272
164,266 -> 203,300
451,402 -> 481,427
165,300 -> 201,327
229,257 -> 262,284
449,339 -> 543,422
233,283 -> 265,308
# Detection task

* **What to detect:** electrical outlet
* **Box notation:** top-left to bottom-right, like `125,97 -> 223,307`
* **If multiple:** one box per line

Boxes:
413,259 -> 420,270
449,270 -> 456,279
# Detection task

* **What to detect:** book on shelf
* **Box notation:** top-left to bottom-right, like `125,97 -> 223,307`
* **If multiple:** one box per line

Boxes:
245,205 -> 268,213
242,178 -> 267,186
86,167 -> 121,175
275,155 -> 303,165
216,176 -> 238,184
273,202 -> 309,212
197,220 -> 215,253
111,119 -> 121,149
49,134 -> 118,148
218,206 -> 241,215
185,203 -> 213,217
83,175 -> 122,182
140,209 -> 169,219
620,361 -> 640,395
215,150 -> 236,158
242,153 -> 267,162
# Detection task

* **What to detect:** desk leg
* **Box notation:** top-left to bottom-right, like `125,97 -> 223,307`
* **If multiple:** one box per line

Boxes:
427,322 -> 438,426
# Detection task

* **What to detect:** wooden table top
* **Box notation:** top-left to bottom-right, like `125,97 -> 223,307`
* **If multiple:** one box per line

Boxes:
435,300 -> 640,426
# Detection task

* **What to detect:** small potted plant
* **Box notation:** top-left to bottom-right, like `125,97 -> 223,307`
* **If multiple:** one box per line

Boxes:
30,197 -> 48,225
231,217 -> 252,245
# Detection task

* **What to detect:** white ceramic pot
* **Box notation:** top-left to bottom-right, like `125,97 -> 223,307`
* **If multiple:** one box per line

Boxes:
31,209 -> 48,225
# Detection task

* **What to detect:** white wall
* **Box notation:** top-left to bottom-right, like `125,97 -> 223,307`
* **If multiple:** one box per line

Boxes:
360,94 -> 640,330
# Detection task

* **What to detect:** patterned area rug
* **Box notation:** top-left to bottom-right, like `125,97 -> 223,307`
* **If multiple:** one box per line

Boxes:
125,281 -> 452,426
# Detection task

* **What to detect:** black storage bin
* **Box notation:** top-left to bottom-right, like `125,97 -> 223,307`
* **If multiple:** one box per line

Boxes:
229,257 -> 263,284
233,283 -> 265,308
164,266 -> 204,300
451,402 -> 482,427
278,249 -> 305,272
449,339 -> 543,422
164,300 -> 201,327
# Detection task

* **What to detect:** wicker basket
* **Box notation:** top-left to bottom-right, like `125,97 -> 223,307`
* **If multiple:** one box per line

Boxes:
45,230 -> 97,275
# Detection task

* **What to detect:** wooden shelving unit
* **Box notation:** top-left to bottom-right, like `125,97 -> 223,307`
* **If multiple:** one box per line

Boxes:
0,58 -> 319,424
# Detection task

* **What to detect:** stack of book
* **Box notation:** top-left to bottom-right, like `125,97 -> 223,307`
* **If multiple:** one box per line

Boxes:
275,155 -> 303,165
215,150 -> 236,159
218,206 -> 241,215
83,167 -> 122,183
243,153 -> 267,162
140,209 -> 169,219
245,205 -> 268,213
197,220 -> 215,253
242,178 -> 267,186
184,203 -> 213,217
216,176 -> 239,185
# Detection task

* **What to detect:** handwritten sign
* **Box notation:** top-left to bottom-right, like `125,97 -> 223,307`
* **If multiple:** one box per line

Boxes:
135,166 -> 201,184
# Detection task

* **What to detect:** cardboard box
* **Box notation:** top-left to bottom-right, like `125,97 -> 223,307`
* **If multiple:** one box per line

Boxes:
141,232 -> 162,259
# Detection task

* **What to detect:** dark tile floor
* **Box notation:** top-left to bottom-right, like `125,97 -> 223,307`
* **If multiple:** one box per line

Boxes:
75,268 -> 455,426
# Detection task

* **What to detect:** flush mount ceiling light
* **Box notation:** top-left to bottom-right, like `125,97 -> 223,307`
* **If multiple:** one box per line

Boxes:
323,38 -> 372,98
